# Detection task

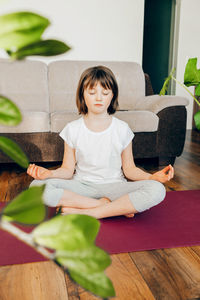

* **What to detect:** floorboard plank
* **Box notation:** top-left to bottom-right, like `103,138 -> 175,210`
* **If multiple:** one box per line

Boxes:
130,247 -> 200,300
0,171 -> 9,202
191,246 -> 200,259
0,261 -> 68,300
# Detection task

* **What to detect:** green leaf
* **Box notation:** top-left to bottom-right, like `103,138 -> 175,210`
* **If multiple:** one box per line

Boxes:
69,270 -> 115,298
56,246 -> 111,274
0,95 -> 22,126
195,83 -> 200,97
2,185 -> 46,224
159,68 -> 175,96
10,39 -> 71,60
0,11 -> 50,36
194,111 -> 200,130
0,136 -> 29,168
0,26 -> 47,51
33,214 -> 100,251
0,11 -> 50,50
184,58 -> 200,87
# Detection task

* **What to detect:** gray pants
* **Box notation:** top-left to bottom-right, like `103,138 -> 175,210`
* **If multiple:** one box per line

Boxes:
30,178 -> 166,213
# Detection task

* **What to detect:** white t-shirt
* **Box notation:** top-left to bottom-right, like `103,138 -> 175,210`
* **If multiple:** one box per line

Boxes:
59,116 -> 134,183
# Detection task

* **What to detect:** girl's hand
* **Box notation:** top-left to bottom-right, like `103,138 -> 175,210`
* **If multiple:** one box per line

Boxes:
149,164 -> 174,183
27,164 -> 52,180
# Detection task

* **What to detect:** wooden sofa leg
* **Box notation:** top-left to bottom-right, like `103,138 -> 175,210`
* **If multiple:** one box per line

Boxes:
159,156 -> 176,166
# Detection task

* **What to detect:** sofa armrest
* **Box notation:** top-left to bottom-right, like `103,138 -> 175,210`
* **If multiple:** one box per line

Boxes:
144,73 -> 154,96
156,105 -> 187,159
134,95 -> 189,114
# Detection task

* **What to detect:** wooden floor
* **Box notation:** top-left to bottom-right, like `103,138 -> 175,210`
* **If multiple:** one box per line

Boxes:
0,129 -> 200,300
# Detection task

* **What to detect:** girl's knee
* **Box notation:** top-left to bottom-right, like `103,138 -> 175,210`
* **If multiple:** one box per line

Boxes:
150,180 -> 166,204
128,180 -> 166,213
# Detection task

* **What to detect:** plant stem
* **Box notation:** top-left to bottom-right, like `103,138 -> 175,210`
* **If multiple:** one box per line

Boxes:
172,76 -> 200,107
0,219 -> 55,260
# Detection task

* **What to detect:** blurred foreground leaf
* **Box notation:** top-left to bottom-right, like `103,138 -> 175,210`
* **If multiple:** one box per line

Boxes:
33,214 -> 100,250
0,136 -> 29,168
0,95 -> 22,126
56,246 -> 111,273
10,39 -> 71,60
0,11 -> 50,50
2,185 -> 46,224
69,270 -> 115,298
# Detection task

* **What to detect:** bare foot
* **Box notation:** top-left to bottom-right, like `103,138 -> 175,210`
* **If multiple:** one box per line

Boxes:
59,196 -> 135,219
100,197 -> 134,218
56,197 -> 110,214
125,213 -> 135,218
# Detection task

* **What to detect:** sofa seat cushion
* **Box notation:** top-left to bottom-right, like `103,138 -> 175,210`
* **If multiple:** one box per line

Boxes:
115,110 -> 159,132
51,110 -> 159,133
0,111 -> 50,133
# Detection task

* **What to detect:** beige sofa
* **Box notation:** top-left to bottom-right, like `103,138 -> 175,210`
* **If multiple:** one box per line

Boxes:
0,59 -> 189,165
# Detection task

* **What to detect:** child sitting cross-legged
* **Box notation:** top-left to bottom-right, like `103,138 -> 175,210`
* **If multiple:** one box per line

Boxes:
27,65 -> 174,219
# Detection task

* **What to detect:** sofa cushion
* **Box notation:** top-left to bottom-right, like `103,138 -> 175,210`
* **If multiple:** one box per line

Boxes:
48,60 -> 145,112
133,95 -> 189,114
0,111 -> 50,133
0,58 -> 49,112
115,111 -> 159,132
51,110 -> 158,133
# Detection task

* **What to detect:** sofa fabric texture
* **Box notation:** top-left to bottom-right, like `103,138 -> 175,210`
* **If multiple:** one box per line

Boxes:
0,59 -> 189,164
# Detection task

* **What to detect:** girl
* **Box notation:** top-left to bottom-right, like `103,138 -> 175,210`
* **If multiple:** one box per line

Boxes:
27,65 -> 174,219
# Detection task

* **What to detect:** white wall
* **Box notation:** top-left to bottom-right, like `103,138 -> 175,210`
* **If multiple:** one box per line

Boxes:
175,0 -> 200,129
0,0 -> 145,63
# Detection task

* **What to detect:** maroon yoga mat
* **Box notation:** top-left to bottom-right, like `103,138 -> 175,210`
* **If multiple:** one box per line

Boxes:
0,190 -> 200,266
96,189 -> 200,253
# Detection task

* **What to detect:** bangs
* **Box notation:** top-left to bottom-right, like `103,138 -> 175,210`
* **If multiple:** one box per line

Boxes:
83,68 -> 113,90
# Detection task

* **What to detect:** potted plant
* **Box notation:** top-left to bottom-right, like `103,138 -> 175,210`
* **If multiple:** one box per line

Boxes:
160,57 -> 200,131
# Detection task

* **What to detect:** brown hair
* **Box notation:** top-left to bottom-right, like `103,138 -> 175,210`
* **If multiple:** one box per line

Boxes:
76,65 -> 119,114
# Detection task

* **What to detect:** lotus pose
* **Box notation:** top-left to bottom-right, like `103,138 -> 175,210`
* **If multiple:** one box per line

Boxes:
27,66 -> 174,219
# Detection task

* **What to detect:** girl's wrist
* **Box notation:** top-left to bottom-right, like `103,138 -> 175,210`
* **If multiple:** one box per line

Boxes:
48,169 -> 55,178
148,174 -> 155,180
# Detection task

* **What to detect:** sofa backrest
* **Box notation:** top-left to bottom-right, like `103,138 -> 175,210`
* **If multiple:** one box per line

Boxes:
0,59 -> 145,113
0,59 -> 146,133
48,60 -> 145,112
0,59 -> 49,112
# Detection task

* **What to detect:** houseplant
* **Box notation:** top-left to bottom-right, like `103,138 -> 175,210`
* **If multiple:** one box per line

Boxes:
0,11 -> 115,298
160,57 -> 200,130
